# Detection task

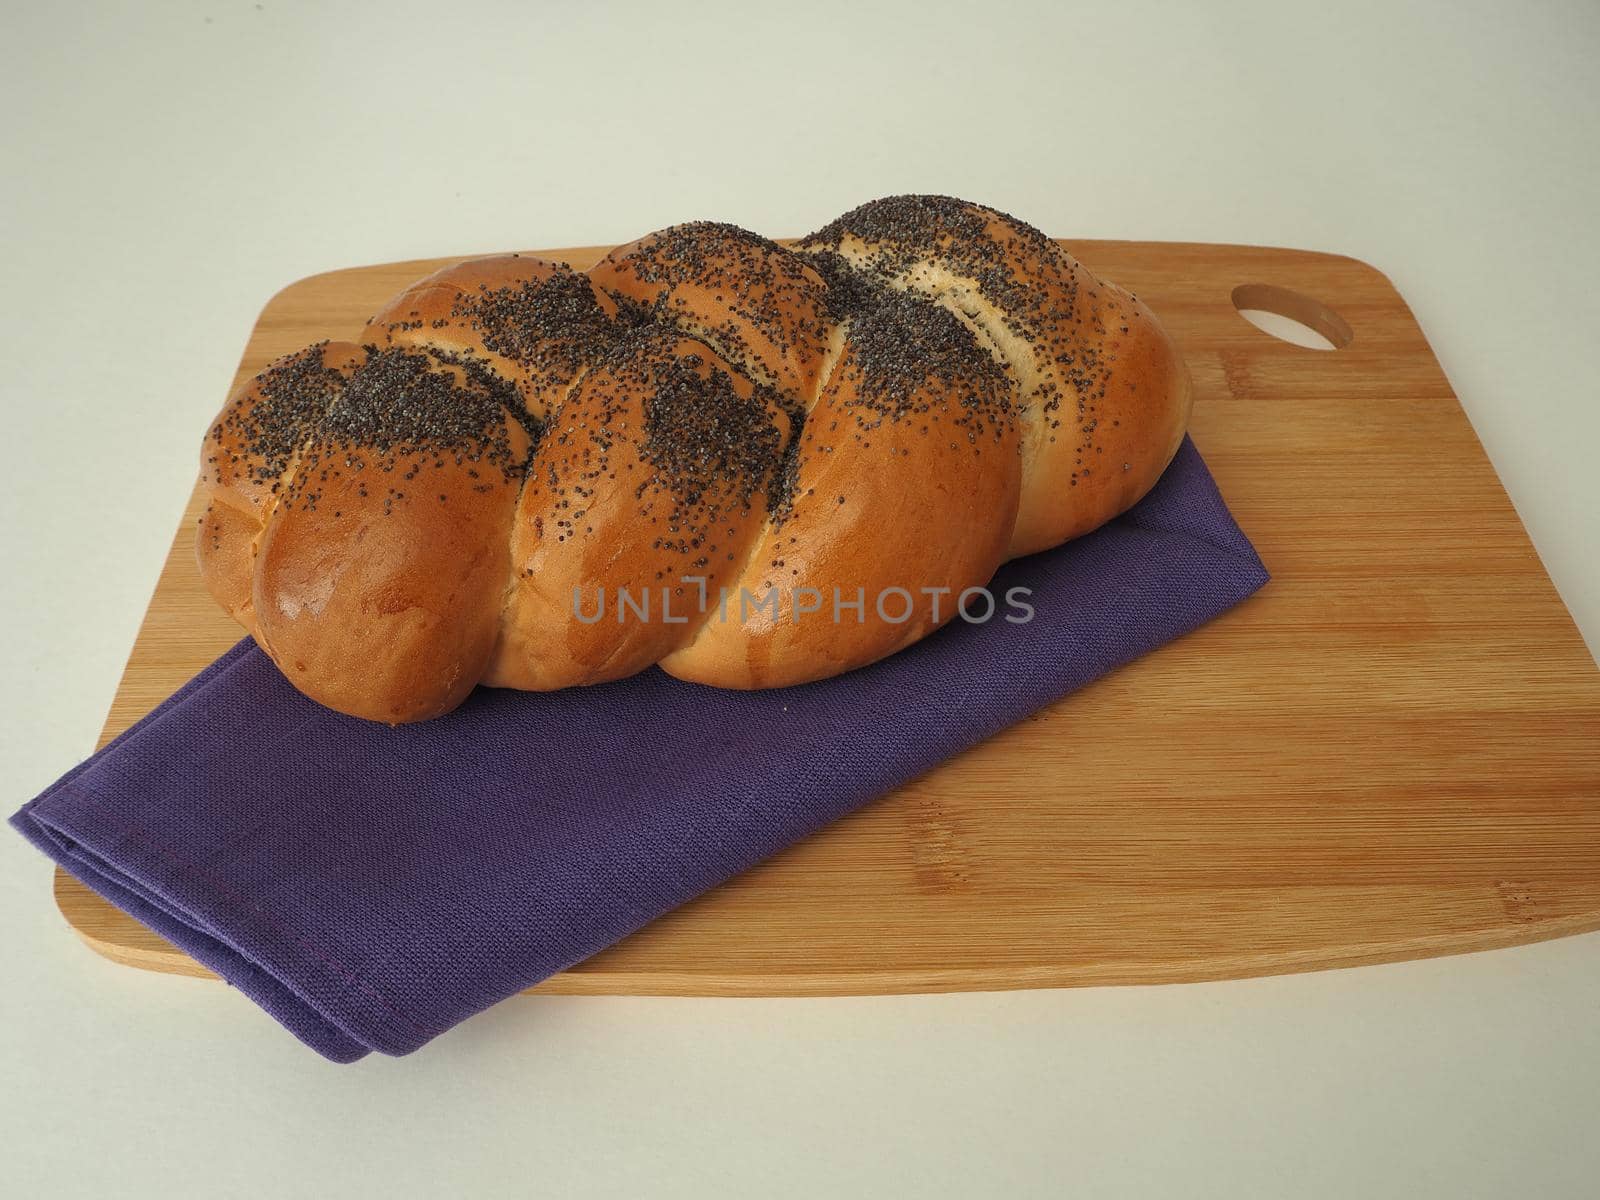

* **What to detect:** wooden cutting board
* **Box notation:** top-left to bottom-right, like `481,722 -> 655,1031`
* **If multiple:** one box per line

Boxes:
54,239 -> 1600,994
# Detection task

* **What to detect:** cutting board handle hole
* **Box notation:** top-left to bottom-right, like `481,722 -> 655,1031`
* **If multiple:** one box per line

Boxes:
1231,284 -> 1353,350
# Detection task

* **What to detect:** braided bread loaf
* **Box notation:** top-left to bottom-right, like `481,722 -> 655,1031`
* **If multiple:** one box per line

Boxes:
197,195 -> 1191,722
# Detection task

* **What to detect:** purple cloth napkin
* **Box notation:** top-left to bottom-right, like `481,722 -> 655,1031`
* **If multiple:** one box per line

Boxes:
12,438 -> 1266,1062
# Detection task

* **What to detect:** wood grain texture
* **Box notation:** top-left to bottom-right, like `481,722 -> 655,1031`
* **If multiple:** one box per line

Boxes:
54,239 -> 1600,995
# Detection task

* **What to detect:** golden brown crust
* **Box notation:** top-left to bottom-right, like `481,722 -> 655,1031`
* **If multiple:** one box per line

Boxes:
487,332 -> 792,691
196,341 -> 367,624
195,196 -> 1192,721
252,435 -> 525,723
588,223 -> 833,398
247,350 -> 532,722
366,255 -> 618,419
660,326 -> 1019,688
1017,278 -> 1190,551
796,196 -> 1192,557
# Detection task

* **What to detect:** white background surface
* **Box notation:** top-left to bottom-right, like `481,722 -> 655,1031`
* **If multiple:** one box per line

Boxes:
3,1 -> 1598,1195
